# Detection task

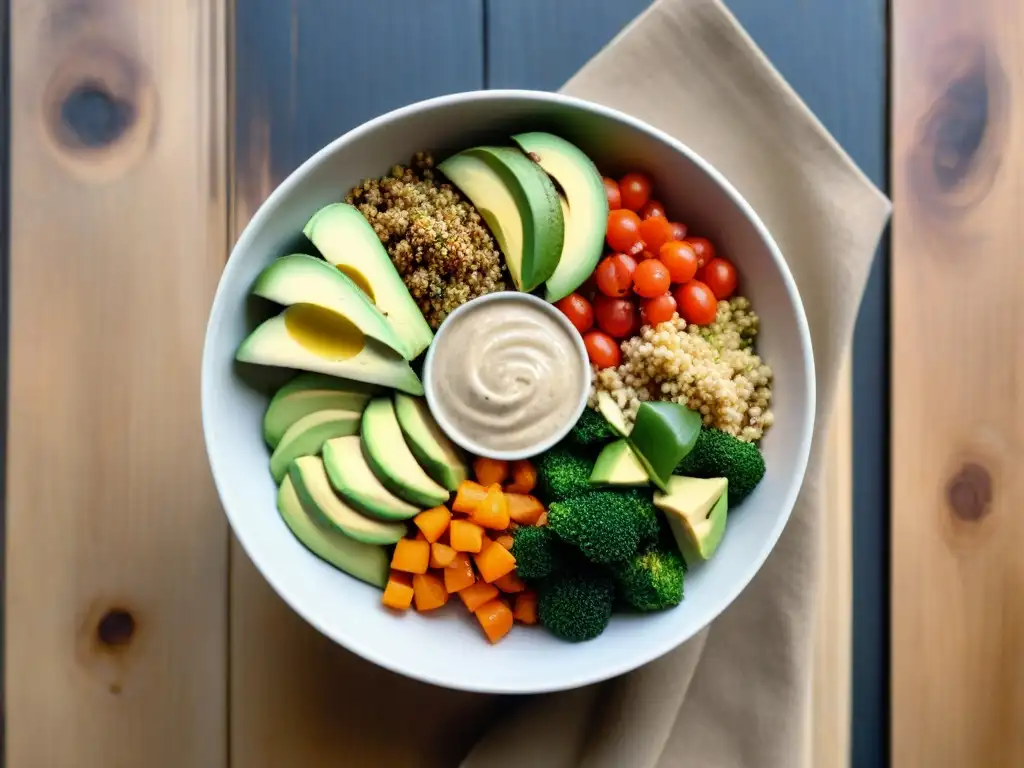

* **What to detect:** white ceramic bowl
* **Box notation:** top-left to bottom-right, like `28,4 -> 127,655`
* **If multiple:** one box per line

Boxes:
202,89 -> 815,694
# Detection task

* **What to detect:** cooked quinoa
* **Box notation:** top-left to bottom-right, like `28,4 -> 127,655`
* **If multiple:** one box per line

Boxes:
589,297 -> 774,442
345,152 -> 507,329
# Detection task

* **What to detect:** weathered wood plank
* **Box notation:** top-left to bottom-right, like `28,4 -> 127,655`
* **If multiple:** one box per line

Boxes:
5,1 -> 230,765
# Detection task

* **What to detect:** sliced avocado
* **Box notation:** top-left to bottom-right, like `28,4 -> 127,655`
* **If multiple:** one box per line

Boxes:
263,374 -> 377,448
277,475 -> 389,588
322,435 -> 420,521
627,401 -> 702,492
512,132 -> 608,302
253,253 -> 410,359
360,397 -> 449,507
393,393 -> 468,491
268,409 -> 361,483
589,439 -> 649,487
655,476 -> 729,563
289,456 -> 406,544
236,306 -> 423,395
438,146 -> 564,293
303,203 -> 434,358
596,391 -> 631,437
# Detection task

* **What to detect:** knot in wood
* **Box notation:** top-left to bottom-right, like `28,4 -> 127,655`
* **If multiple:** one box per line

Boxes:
946,462 -> 992,522
97,608 -> 135,647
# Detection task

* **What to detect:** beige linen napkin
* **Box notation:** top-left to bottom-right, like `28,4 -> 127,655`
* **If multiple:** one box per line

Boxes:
462,1 -> 891,766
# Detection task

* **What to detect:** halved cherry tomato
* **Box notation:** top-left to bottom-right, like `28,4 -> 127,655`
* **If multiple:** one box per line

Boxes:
685,236 -> 715,267
639,216 -> 674,255
618,172 -> 653,211
583,330 -> 621,369
699,257 -> 738,299
603,177 -> 621,210
554,293 -> 594,333
658,240 -> 699,284
633,259 -> 671,298
594,295 -> 637,338
595,254 -> 633,297
606,209 -> 644,255
675,280 -> 718,326
641,293 -> 677,327
639,200 -> 666,219
669,221 -> 688,240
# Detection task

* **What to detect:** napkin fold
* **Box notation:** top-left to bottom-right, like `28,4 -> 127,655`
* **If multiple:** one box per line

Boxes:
462,1 -> 891,766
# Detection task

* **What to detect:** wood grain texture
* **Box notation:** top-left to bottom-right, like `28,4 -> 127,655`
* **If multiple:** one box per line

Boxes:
5,0 -> 229,766
892,0 -> 1024,764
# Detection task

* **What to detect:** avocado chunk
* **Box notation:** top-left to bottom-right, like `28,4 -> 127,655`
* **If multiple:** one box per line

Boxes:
303,203 -> 434,358
268,408 -> 361,483
263,373 -> 378,448
277,475 -> 389,588
438,146 -> 564,292
360,397 -> 449,507
253,253 -> 410,358
322,435 -> 420,521
596,391 -> 631,437
393,393 -> 468,491
236,306 -> 423,395
512,132 -> 608,302
627,401 -> 702,491
654,475 -> 729,563
589,440 -> 649,487
289,456 -> 406,544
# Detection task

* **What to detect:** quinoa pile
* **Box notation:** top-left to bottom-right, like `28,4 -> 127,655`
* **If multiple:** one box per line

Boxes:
589,297 -> 774,442
345,152 -> 507,329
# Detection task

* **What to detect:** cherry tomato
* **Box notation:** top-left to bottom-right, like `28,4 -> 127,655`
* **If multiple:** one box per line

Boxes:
583,330 -> 622,369
639,200 -> 666,219
669,221 -> 688,240
641,293 -> 677,327
616,252 -> 638,280
554,293 -> 594,333
606,209 -> 645,255
595,254 -> 633,297
633,259 -> 672,298
639,216 -> 674,255
577,273 -> 599,301
699,257 -> 738,299
594,295 -> 637,338
685,236 -> 715,267
658,240 -> 699,284
675,280 -> 718,326
618,172 -> 653,211
603,177 -> 621,210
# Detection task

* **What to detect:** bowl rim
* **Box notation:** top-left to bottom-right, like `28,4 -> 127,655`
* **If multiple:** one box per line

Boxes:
202,88 -> 816,694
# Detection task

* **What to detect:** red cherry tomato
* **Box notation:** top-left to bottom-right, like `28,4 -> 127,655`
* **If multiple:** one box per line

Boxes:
633,259 -> 672,298
639,199 -> 666,219
577,273 -> 599,301
641,293 -> 677,327
583,330 -> 622,369
675,280 -> 718,326
616,252 -> 638,281
554,293 -> 594,333
595,254 -> 633,297
606,209 -> 645,255
658,240 -> 699,284
603,177 -> 621,210
685,236 -> 715,267
669,221 -> 688,240
618,172 -> 653,211
638,216 -> 674,255
594,295 -> 637,338
699,257 -> 738,299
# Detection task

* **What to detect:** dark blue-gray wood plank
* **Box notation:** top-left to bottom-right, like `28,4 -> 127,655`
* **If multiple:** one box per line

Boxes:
487,2 -> 888,766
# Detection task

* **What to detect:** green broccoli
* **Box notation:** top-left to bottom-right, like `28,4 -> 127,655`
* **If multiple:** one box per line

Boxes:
626,489 -> 662,546
612,545 -> 685,611
511,525 -> 564,580
537,568 -> 615,642
567,407 -> 617,448
675,428 -> 766,505
535,445 -> 594,502
548,491 -> 644,563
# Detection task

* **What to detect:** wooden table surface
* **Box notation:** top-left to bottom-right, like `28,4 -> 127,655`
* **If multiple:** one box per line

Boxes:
4,1 -> 891,766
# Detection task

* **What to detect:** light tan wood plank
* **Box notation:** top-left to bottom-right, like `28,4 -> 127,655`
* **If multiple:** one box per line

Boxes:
892,0 -> 1024,763
5,1 -> 230,765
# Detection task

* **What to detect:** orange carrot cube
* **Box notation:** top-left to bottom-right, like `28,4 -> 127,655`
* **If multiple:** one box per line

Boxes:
429,542 -> 457,569
452,480 -> 488,514
505,459 -> 537,494
449,519 -> 485,553
414,506 -> 451,543
470,484 -> 510,530
506,493 -> 545,525
412,573 -> 448,611
494,570 -> 527,593
390,538 -> 430,574
513,591 -> 538,624
494,534 -> 515,551
444,552 -> 476,593
472,457 -> 509,487
474,598 -> 514,643
381,571 -> 414,611
473,540 -> 517,583
459,580 -> 499,612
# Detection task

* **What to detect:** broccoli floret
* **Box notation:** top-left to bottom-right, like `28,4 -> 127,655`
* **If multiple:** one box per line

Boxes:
612,545 -> 685,611
675,428 -> 766,505
535,445 -> 594,502
511,525 -> 564,580
567,407 -> 617,448
625,489 -> 661,546
537,568 -> 615,642
548,491 -> 644,563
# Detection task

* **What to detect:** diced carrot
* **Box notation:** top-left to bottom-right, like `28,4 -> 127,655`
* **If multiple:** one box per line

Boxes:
494,571 -> 527,593
429,542 -> 457,569
382,571 -> 415,610
449,519 -> 485,553
474,598 -> 514,643
452,480 -> 488,514
459,580 -> 499,612
513,591 -> 538,624
414,506 -> 451,543
444,552 -> 476,593
506,493 -> 545,525
474,540 -> 517,583
505,459 -> 538,494
495,534 -> 515,551
413,573 -> 448,611
391,538 -> 430,574
473,457 -> 509,487
535,511 -> 549,527
470,484 -> 511,530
